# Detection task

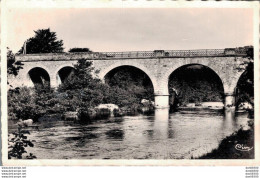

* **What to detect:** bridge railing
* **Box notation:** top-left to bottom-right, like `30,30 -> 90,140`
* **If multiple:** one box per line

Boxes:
16,47 -> 249,61
100,48 -> 246,59
101,51 -> 155,58
164,49 -> 226,57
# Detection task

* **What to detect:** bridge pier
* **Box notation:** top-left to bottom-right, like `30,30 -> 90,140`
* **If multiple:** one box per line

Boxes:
50,74 -> 59,88
154,95 -> 169,109
224,92 -> 236,110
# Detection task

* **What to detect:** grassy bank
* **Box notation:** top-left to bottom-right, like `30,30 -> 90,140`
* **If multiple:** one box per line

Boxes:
198,121 -> 254,159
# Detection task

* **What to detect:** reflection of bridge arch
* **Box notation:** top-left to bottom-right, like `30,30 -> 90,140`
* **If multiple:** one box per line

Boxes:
28,67 -> 50,88
99,62 -> 158,93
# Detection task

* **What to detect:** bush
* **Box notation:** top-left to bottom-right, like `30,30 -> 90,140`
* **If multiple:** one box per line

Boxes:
8,128 -> 36,159
8,59 -> 155,123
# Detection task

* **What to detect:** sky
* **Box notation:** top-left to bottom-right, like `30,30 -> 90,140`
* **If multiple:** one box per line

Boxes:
6,8 -> 253,53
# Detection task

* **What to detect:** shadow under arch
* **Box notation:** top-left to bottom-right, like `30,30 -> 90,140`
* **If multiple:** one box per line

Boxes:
168,64 -> 225,108
56,66 -> 76,86
104,65 -> 155,101
102,64 -> 156,93
28,67 -> 50,89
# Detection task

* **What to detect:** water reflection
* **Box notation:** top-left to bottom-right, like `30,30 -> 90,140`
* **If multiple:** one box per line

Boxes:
23,109 -> 250,159
222,110 -> 238,134
153,109 -> 170,139
224,109 -> 235,119
105,129 -> 124,140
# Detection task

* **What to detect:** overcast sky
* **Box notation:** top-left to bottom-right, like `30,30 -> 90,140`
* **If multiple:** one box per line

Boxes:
6,8 -> 253,53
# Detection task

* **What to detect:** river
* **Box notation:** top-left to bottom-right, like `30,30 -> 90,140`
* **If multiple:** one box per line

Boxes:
10,109 -> 250,159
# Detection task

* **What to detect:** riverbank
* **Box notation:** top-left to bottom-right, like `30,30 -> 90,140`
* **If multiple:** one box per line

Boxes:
197,120 -> 254,159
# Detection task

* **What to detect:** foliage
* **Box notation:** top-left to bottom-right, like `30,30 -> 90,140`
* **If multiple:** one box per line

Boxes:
59,61 -> 154,110
34,86 -> 66,116
8,87 -> 37,120
18,28 -> 64,54
7,48 -> 23,76
7,48 -> 23,89
59,60 -> 99,90
105,66 -> 154,104
236,46 -> 254,107
58,60 -> 106,109
8,129 -> 36,159
8,59 -> 155,123
8,60 -> 103,121
8,86 -> 65,121
69,48 -> 92,52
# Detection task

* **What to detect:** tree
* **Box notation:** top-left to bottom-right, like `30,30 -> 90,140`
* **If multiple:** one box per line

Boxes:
58,60 -> 108,109
8,87 -> 36,120
8,131 -> 36,159
7,48 -> 23,76
236,46 -> 254,107
58,59 -> 100,91
69,48 -> 92,52
18,28 -> 64,54
8,86 -> 66,121
7,48 -> 23,88
58,59 -> 149,111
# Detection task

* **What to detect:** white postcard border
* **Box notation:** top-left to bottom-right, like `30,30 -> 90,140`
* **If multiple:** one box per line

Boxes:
1,0 -> 259,166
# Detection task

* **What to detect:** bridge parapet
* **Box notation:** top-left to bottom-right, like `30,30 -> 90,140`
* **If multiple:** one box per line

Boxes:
16,48 -> 248,62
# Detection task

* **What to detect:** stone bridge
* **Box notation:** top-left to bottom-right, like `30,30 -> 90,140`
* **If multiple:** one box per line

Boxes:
11,48 -> 250,109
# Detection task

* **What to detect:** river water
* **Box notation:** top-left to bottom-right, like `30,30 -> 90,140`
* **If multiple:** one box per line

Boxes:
13,109 -> 250,159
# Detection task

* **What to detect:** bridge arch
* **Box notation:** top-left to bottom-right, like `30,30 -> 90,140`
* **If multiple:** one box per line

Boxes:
234,68 -> 253,107
98,62 -> 158,93
161,62 -> 227,95
154,62 -> 228,109
230,70 -> 248,95
167,64 -> 225,107
55,65 -> 75,86
54,64 -> 75,78
27,67 -> 50,88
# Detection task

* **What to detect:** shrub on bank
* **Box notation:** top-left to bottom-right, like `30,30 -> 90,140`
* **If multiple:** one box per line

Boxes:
8,128 -> 36,159
8,86 -> 66,121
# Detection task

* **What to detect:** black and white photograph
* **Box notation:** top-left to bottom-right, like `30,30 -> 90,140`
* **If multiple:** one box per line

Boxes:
1,1 -> 259,166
